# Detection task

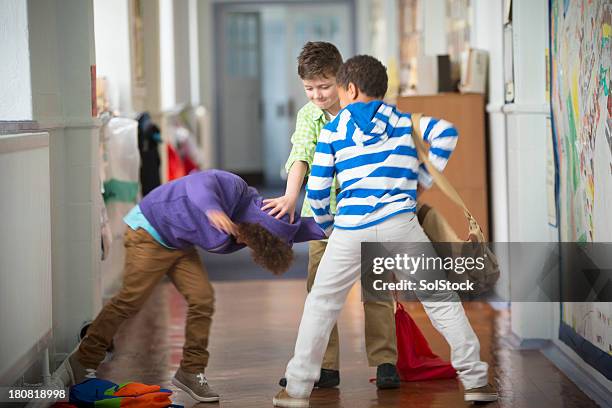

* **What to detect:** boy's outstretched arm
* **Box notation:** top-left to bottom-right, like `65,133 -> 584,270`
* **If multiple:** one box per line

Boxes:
414,115 -> 459,189
263,108 -> 318,223
262,161 -> 307,224
306,130 -> 335,236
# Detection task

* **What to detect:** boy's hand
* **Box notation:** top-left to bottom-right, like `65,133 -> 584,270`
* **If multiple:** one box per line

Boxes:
206,209 -> 238,236
262,195 -> 298,223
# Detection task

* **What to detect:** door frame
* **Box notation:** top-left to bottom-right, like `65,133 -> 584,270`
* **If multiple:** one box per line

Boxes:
213,0 -> 357,179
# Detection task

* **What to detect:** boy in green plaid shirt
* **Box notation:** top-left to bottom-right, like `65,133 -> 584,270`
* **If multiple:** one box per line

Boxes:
263,42 -> 399,389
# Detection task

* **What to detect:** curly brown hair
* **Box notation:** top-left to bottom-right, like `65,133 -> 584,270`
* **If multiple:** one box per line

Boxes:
297,41 -> 343,80
236,223 -> 294,275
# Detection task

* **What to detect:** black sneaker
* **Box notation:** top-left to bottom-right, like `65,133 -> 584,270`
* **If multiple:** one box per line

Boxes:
376,363 -> 400,389
279,368 -> 340,388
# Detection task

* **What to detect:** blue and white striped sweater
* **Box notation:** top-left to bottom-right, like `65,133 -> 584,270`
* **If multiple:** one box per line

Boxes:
307,101 -> 458,234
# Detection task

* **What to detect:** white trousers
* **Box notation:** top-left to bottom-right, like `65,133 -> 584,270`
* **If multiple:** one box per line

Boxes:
285,212 -> 489,398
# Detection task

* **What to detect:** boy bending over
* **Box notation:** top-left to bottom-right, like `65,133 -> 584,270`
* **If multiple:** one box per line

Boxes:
61,170 -> 324,403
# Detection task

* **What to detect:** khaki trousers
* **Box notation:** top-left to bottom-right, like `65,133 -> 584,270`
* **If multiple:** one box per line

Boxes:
77,228 -> 215,373
307,240 -> 397,370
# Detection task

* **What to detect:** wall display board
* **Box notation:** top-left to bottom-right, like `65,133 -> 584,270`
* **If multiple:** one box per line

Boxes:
550,0 -> 612,379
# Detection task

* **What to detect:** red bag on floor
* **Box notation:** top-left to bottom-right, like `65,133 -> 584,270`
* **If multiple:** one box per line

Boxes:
395,302 -> 457,381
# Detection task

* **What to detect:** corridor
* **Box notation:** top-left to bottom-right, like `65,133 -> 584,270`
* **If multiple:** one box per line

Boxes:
2,0 -> 611,406
97,273 -> 597,407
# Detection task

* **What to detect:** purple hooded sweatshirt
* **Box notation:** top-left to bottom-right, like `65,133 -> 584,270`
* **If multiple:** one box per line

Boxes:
139,170 -> 325,253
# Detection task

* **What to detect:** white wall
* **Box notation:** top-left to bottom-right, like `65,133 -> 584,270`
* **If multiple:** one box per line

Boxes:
0,133 -> 52,384
189,0 -> 200,105
173,0 -> 192,106
505,0 -> 557,341
422,0 -> 446,56
472,0 -> 508,242
468,0 -> 557,338
355,0 -> 372,55
368,0 -> 400,75
197,0 -> 214,118
93,0 -> 133,115
160,0 -> 176,111
470,0 -> 510,300
93,0 -> 134,300
160,0 -> 192,110
27,0 -> 102,363
0,0 -> 33,120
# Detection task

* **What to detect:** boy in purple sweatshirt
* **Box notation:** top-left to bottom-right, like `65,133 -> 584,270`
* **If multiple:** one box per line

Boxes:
62,170 -> 324,403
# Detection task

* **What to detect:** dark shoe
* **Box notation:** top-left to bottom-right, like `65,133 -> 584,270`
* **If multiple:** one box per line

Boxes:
376,363 -> 400,389
172,367 -> 220,402
279,368 -> 340,388
272,389 -> 309,408
464,383 -> 498,402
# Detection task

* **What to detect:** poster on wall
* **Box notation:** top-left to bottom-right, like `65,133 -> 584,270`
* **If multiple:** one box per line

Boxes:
550,0 -> 612,379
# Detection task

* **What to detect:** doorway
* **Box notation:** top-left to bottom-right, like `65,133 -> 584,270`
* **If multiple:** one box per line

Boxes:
214,1 -> 355,186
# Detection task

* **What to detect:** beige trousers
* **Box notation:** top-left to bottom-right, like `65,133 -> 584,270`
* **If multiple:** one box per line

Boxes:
77,228 -> 215,373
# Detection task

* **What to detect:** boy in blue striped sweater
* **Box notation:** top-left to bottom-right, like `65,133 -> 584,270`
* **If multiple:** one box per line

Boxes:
273,55 -> 497,407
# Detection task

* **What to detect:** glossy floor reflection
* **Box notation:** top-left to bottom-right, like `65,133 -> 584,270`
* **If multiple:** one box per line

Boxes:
97,280 -> 598,408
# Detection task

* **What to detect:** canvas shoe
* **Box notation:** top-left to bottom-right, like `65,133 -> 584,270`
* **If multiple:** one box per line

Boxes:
273,389 -> 309,408
63,350 -> 97,386
172,367 -> 220,402
464,383 -> 498,402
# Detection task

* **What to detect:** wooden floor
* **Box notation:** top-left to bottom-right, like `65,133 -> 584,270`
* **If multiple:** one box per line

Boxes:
97,279 -> 598,408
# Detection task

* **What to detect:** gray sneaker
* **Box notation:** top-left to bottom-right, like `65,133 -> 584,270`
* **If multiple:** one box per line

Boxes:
172,367 -> 220,402
64,351 -> 97,386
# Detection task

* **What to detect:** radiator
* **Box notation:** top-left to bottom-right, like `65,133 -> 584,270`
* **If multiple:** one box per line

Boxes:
0,133 -> 52,385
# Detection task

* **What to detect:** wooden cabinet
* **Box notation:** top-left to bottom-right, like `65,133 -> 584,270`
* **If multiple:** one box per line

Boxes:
396,93 -> 490,240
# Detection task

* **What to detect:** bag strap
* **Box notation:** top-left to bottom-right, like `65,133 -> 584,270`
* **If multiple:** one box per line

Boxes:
411,113 -> 483,240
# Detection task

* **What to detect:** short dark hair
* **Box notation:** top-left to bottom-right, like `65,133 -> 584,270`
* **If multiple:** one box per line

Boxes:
297,41 -> 343,80
336,55 -> 388,98
237,223 -> 294,275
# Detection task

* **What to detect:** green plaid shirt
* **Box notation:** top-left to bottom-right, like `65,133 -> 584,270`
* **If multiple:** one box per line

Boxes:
285,102 -> 338,217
